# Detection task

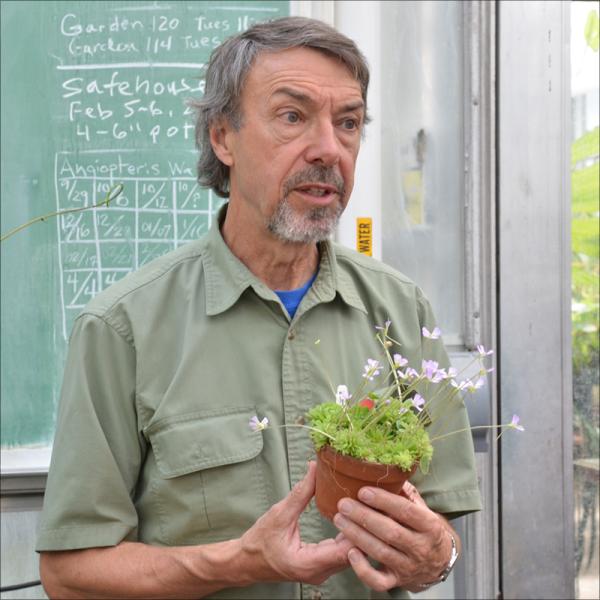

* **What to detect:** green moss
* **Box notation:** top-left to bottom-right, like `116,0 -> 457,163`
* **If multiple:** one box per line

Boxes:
307,399 -> 433,471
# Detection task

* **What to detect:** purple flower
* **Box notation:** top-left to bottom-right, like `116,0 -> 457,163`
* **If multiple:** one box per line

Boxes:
464,378 -> 485,393
412,394 -> 425,412
336,385 -> 352,406
477,344 -> 494,357
362,359 -> 382,381
450,379 -> 467,390
446,367 -> 458,379
393,353 -> 408,367
422,359 -> 445,383
405,367 -> 420,380
249,415 -> 269,432
422,326 -> 441,340
375,319 -> 392,331
510,414 -> 525,431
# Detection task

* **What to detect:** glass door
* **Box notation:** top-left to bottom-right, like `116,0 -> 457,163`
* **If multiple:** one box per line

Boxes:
335,2 -> 498,597
571,3 -> 599,598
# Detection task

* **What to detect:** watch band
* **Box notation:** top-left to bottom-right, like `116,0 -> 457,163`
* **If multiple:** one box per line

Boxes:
414,532 -> 459,592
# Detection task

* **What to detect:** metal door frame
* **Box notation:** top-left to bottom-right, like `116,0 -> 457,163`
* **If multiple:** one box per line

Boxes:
497,1 -> 574,598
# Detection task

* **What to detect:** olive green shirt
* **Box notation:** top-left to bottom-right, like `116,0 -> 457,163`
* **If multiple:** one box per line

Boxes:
37,206 -> 482,599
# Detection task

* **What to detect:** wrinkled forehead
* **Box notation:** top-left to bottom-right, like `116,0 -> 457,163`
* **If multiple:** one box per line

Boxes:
243,47 -> 363,104
249,47 -> 361,90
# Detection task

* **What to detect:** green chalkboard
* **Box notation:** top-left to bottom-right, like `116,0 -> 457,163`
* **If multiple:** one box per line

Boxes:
0,0 -> 290,452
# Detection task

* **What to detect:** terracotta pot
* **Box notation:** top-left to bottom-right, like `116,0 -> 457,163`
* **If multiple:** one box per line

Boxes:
315,445 -> 417,520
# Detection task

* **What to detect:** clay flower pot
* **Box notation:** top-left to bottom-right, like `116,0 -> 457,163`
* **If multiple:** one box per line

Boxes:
315,445 -> 417,520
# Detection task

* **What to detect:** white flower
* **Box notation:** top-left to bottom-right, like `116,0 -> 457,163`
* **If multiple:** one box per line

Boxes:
362,359 -> 382,381
393,353 -> 408,367
464,378 -> 485,393
476,344 -> 494,357
450,379 -> 468,390
446,367 -> 458,379
412,394 -> 426,412
422,326 -> 441,340
405,367 -> 420,380
336,385 -> 352,406
249,415 -> 269,432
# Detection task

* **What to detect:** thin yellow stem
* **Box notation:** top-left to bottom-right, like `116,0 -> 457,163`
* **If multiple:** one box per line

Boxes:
1,183 -> 124,242
271,423 -> 337,441
429,424 -> 516,443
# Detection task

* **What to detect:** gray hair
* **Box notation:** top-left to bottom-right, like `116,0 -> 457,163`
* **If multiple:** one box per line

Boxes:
190,16 -> 371,198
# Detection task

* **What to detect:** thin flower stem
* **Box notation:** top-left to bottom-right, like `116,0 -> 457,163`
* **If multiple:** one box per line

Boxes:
378,331 -> 403,398
270,423 -> 337,441
416,353 -> 493,425
429,424 -> 515,443
0,183 -> 124,242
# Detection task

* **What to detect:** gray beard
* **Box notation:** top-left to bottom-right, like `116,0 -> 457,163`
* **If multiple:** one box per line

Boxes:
267,165 -> 346,244
267,197 -> 343,244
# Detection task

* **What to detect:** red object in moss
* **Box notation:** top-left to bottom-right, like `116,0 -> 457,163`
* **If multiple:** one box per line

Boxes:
359,398 -> 375,410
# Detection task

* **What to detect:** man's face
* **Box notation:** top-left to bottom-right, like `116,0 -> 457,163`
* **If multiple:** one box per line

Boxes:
215,47 -> 365,244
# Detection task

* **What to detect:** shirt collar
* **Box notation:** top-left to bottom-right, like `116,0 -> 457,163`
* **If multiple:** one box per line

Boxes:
202,203 -> 367,316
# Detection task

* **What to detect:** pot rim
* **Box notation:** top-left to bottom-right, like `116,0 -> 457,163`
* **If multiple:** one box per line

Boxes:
317,444 -> 417,482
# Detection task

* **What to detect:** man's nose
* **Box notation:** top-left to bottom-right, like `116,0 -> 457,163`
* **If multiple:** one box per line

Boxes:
303,119 -> 342,167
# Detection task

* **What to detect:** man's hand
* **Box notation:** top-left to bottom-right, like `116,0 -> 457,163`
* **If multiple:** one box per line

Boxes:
239,461 -> 354,586
331,480 -> 457,592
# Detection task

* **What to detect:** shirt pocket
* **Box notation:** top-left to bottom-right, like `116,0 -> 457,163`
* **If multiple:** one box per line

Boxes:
146,406 -> 269,545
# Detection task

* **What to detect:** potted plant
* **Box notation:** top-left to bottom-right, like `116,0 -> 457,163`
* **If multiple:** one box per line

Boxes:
250,321 -> 523,520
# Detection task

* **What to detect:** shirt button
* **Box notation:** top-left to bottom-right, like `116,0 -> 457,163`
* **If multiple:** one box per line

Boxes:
288,329 -> 296,340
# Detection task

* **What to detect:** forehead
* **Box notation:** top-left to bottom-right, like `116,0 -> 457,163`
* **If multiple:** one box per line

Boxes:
243,47 -> 363,106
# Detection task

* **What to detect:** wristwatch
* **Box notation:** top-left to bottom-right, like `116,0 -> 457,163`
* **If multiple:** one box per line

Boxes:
414,532 -> 459,591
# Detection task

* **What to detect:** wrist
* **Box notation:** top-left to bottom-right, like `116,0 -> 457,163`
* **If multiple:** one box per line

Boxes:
225,538 -> 260,588
413,530 -> 459,592
182,538 -> 257,591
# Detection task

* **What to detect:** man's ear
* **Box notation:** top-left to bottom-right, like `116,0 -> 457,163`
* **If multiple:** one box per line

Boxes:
209,120 -> 235,167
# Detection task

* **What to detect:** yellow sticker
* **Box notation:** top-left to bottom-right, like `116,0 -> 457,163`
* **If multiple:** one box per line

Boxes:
356,217 -> 372,256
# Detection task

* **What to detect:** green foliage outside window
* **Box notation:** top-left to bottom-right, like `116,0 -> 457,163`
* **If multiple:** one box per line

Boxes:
571,126 -> 599,373
572,8 -> 599,582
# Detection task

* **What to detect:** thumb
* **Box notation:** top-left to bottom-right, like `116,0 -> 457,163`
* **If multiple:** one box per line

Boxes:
281,461 -> 317,520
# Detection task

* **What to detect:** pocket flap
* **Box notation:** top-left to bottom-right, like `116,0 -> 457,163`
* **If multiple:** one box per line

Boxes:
147,407 -> 263,479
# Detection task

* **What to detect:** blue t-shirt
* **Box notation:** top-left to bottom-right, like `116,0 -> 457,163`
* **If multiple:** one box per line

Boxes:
275,272 -> 318,319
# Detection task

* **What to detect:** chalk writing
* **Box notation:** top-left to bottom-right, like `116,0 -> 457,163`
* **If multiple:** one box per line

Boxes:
55,150 -> 224,339
49,2 -> 287,339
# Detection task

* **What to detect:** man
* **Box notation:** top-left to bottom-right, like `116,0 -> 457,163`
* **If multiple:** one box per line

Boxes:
37,17 -> 481,599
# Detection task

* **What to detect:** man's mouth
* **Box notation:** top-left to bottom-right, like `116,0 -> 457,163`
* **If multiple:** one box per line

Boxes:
294,184 -> 338,198
282,166 -> 346,203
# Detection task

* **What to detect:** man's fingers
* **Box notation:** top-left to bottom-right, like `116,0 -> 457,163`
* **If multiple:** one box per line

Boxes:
333,512 -> 411,571
295,537 -> 352,578
347,549 -> 397,593
402,481 -> 428,507
280,461 -> 317,520
336,499 -> 411,551
357,487 -> 435,532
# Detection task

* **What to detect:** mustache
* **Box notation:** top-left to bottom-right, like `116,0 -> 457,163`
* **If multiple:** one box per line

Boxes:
282,166 -> 345,198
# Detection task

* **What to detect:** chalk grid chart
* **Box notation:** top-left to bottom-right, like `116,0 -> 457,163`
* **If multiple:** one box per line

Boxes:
49,2 -> 288,338
55,150 -> 223,339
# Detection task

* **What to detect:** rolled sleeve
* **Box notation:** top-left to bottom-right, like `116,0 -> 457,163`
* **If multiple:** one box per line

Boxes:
37,314 -> 145,551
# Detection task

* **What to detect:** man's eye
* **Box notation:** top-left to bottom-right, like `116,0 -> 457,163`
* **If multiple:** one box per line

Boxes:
342,118 -> 359,130
283,111 -> 300,124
